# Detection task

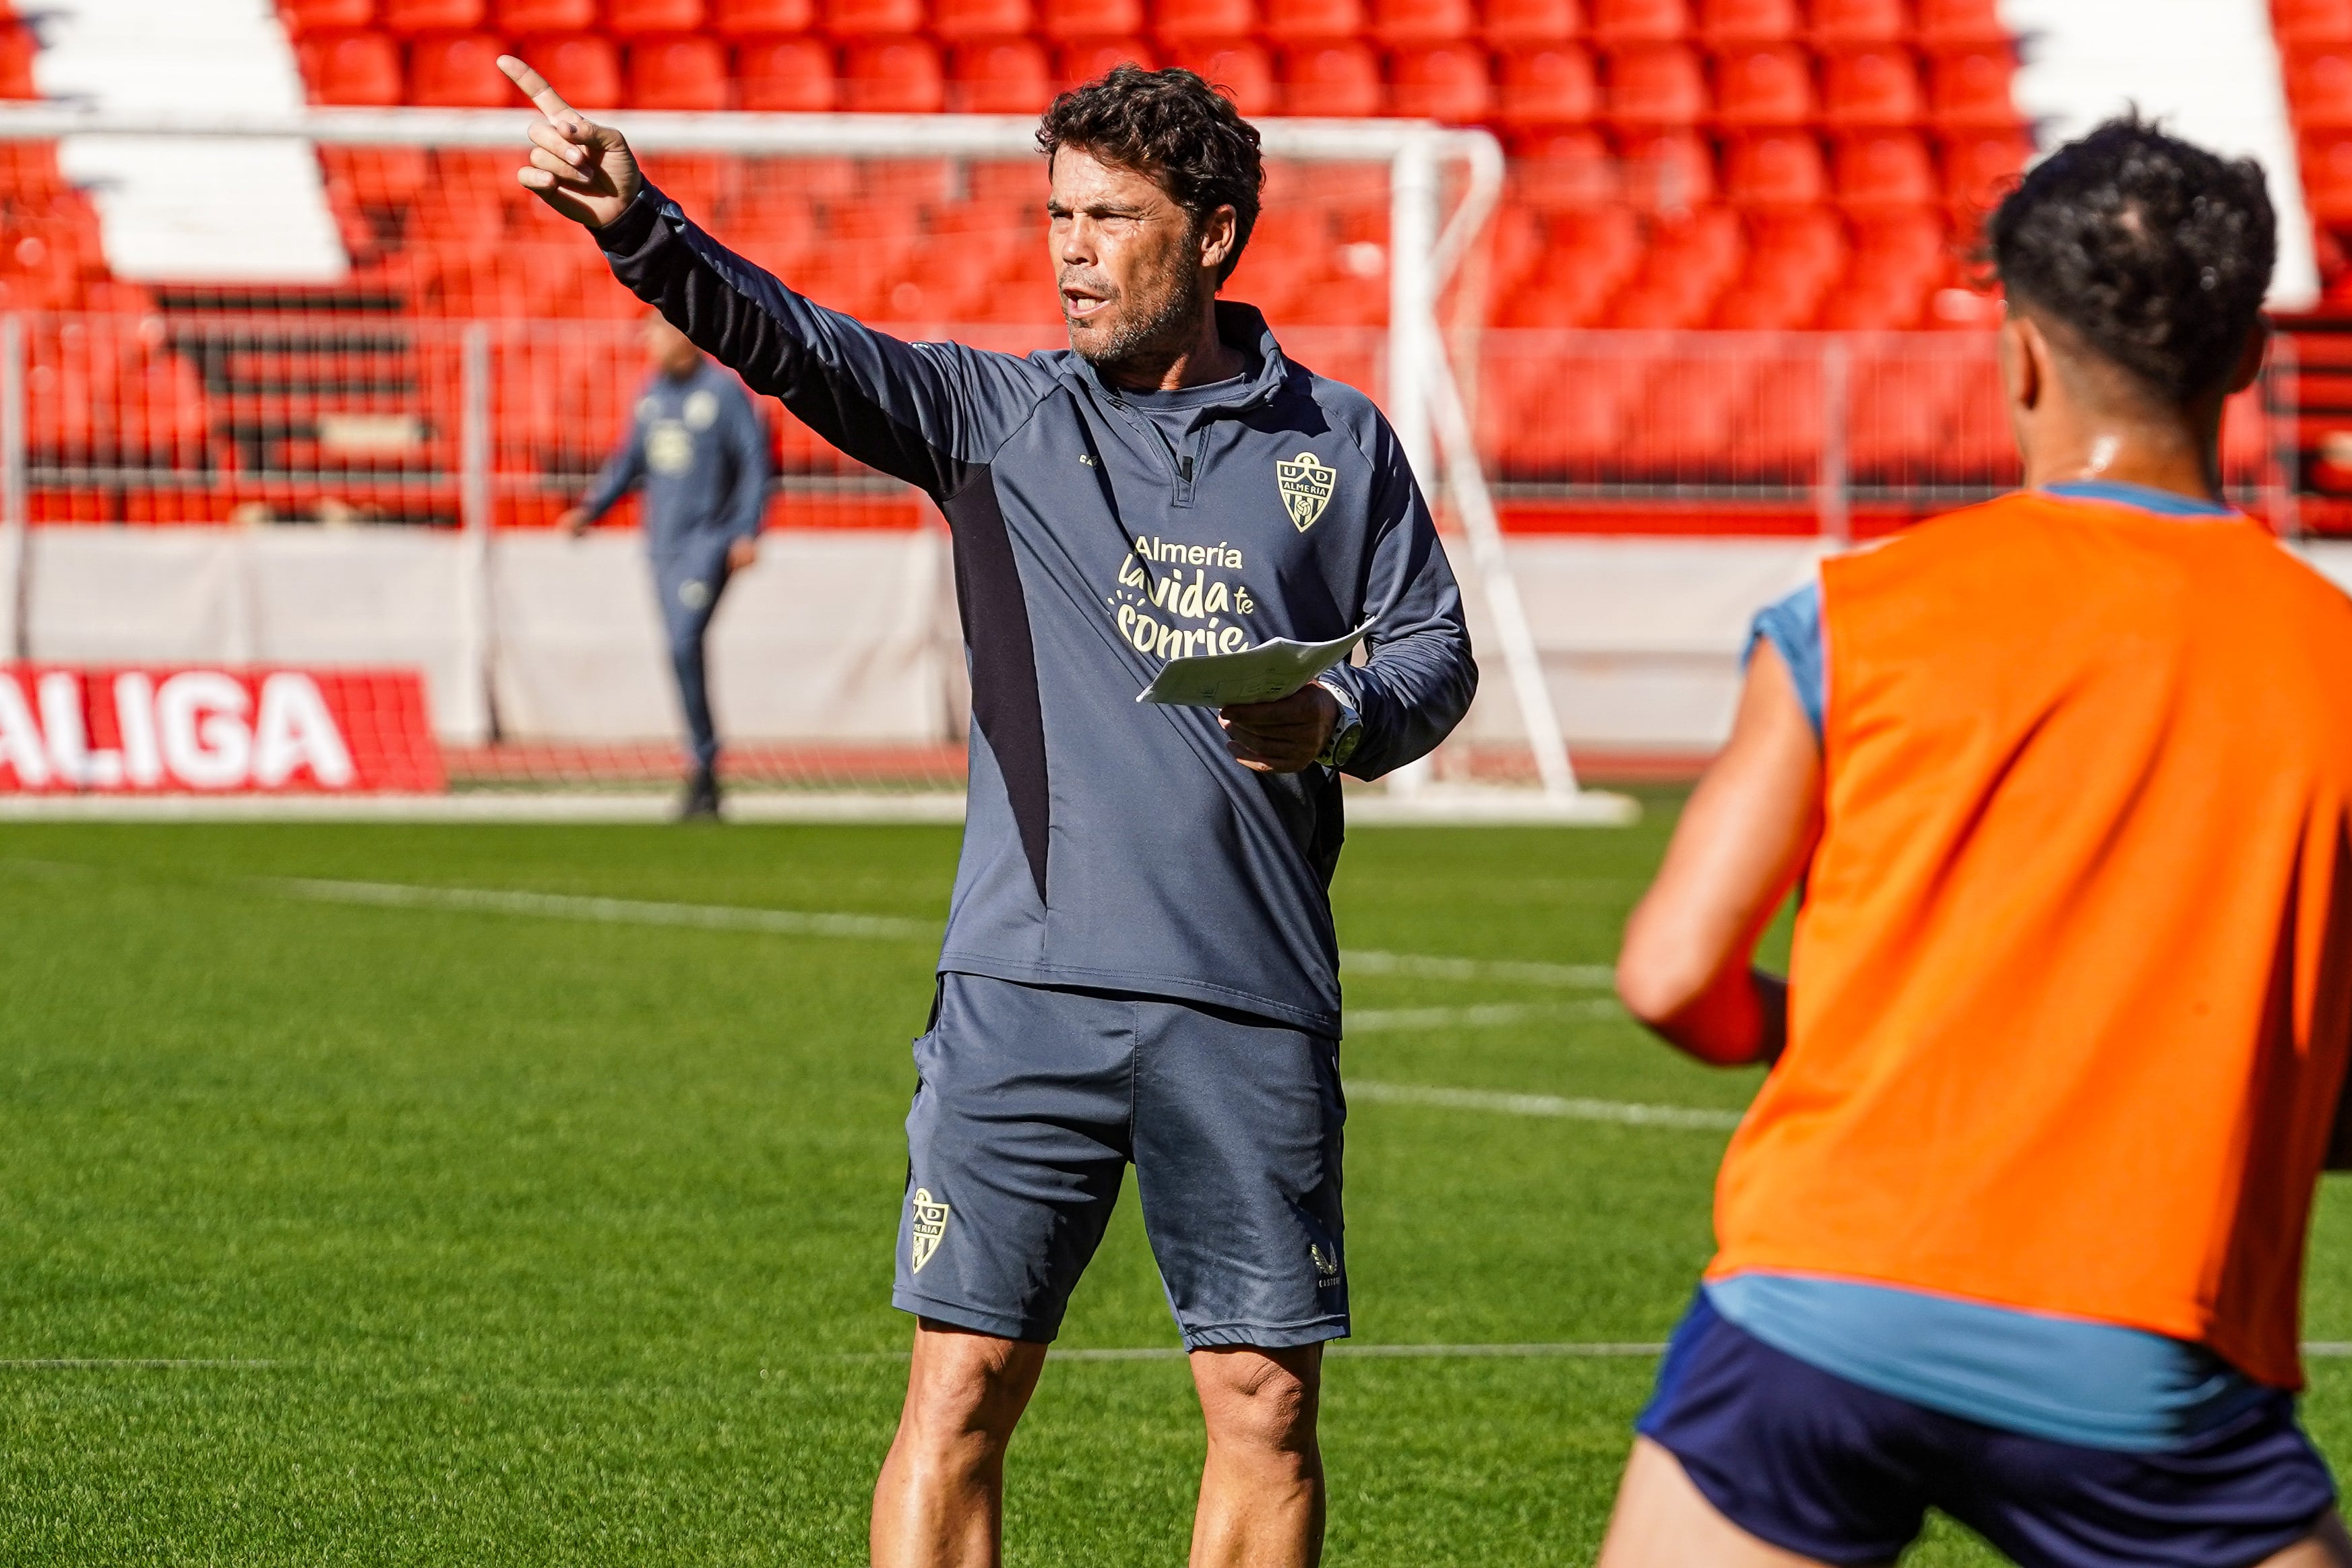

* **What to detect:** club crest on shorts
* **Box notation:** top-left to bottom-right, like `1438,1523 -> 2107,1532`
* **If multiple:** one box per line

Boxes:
1276,451 -> 1336,533
909,1187 -> 951,1274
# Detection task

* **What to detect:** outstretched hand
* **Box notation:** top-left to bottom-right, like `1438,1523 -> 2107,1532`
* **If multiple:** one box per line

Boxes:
497,56 -> 642,228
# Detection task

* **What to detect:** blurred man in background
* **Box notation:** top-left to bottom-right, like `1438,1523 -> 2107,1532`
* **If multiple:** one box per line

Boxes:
1605,117 -> 2352,1568
560,312 -> 770,821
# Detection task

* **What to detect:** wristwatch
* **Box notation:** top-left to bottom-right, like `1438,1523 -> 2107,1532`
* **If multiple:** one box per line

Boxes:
1313,679 -> 1364,770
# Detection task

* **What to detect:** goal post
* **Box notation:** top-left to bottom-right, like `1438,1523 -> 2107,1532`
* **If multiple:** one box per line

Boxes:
0,101 -> 1626,819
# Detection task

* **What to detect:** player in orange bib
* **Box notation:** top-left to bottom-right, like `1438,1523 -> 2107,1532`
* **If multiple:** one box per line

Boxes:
1598,117 -> 2352,1568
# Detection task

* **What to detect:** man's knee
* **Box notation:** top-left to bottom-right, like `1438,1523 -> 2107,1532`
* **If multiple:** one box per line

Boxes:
1192,1344 -> 1322,1458
897,1321 -> 1046,1456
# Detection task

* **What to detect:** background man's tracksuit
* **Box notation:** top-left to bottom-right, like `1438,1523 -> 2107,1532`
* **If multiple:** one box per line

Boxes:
576,360 -> 771,776
594,184 -> 1477,1346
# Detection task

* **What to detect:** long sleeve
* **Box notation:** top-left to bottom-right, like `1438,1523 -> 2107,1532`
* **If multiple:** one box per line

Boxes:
715,381 -> 772,544
576,408 -> 645,524
1316,419 -> 1478,780
594,185 -> 1052,498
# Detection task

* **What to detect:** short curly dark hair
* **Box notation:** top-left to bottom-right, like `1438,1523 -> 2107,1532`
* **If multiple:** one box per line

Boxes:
1989,114 -> 2274,404
1036,64 -> 1265,286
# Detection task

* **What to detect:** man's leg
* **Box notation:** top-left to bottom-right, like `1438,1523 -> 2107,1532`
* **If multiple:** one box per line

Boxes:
1188,1344 -> 1324,1568
871,1320 -> 1049,1568
656,559 -> 724,810
1597,1437 -> 1853,1568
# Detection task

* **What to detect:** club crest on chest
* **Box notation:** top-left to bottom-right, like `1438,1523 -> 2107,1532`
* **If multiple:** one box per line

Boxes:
1276,451 -> 1336,533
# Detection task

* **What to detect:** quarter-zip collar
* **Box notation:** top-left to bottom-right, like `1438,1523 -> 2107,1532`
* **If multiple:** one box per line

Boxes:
1068,301 -> 1292,505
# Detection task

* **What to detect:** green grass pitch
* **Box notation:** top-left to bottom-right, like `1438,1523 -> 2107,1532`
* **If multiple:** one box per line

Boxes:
5,802 -> 2351,1565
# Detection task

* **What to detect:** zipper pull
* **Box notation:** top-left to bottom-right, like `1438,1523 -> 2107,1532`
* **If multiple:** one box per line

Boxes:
1179,456 -> 1194,481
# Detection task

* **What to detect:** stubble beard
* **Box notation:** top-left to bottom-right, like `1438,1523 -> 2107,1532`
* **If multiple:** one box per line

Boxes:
1065,259 -> 1207,381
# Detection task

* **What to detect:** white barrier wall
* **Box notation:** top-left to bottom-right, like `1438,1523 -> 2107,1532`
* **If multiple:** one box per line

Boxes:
26,528 -> 2343,758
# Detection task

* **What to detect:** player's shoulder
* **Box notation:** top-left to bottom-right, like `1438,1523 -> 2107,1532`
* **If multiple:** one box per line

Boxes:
1280,354 -> 1399,470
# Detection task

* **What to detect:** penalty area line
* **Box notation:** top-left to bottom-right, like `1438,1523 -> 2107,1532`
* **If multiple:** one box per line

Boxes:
264,877 -> 936,941
1349,1080 -> 1744,1131
0,1358 -> 278,1371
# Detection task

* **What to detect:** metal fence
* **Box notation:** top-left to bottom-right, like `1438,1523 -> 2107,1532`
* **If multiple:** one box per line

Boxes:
0,313 -> 2301,538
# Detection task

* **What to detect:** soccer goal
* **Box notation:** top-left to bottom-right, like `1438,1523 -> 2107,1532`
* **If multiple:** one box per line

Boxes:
0,100 -> 1629,820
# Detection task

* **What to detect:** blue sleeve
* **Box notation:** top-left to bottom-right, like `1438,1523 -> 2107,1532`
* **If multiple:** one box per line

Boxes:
1747,579 -> 1824,743
1313,416 -> 1478,779
575,404 -> 645,524
596,184 -> 1054,499
716,380 -> 772,543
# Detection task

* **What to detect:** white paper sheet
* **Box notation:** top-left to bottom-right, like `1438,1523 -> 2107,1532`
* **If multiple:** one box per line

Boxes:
1136,623 -> 1372,708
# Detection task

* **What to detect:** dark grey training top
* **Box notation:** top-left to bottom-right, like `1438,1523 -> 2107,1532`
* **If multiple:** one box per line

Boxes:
596,185 -> 1477,1033
577,358 -> 772,559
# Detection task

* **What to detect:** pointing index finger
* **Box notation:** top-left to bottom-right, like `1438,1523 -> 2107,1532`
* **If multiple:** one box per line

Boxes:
497,55 -> 576,122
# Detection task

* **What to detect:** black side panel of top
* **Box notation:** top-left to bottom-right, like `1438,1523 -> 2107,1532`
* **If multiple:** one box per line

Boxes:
944,466 -> 1051,904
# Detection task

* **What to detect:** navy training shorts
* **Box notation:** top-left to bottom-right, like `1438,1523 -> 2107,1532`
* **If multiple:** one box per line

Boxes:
892,970 -> 1349,1350
1637,1292 -> 2336,1568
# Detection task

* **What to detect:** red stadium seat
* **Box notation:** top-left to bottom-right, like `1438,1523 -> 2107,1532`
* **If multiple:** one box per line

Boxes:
1168,38 -> 1276,112
1713,45 -> 1815,126
1152,0 -> 1257,39
1607,206 -> 1742,323
1042,0 -> 1145,36
735,36 -> 835,107
2279,0 -> 2352,44
1723,128 -> 1827,203
1605,42 -> 1705,122
1509,125 -> 1613,202
1821,43 -> 1921,123
282,0 -> 379,34
1927,44 -> 2016,127
933,0 -> 1032,34
1833,127 -> 1934,206
1821,204 -> 1944,325
1714,206 -> 1844,325
1809,0 -> 1907,41
607,0 -> 708,29
381,0 -> 487,30
824,0 -> 923,33
951,37 -> 1053,110
1913,0 -> 2002,44
1056,37 -> 1158,80
1621,126 -> 1716,203
1371,0 -> 1475,42
303,31 -> 406,103
1263,0 -> 1363,36
0,19 -> 30,99
495,0 -> 594,30
2308,135 -> 2352,224
410,33 -> 514,104
1698,0 -> 1797,44
711,0 -> 815,30
2291,50 -> 2352,129
1498,42 -> 1597,123
1392,42 -> 1493,118
1591,0 -> 1685,42
1481,0 -> 1580,44
627,35 -> 728,106
1939,126 -> 2028,216
1279,40 -> 1383,114
527,33 -> 623,105
841,35 -> 946,107
1499,204 -> 1641,323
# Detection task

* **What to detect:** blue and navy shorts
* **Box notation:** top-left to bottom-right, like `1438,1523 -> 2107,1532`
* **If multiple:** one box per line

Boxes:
1637,1293 -> 2336,1568
892,971 -> 1348,1350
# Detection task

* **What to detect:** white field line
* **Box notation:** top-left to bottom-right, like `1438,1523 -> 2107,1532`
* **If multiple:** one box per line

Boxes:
266,877 -> 935,941
1349,1001 -> 1622,1034
1342,950 -> 1613,989
1350,1080 -> 1743,1131
0,1358 -> 276,1370
250,876 -> 1622,995
848,1340 -> 2352,1364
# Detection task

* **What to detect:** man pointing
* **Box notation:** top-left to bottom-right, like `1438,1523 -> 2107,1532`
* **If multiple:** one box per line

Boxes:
499,56 -> 1477,1568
